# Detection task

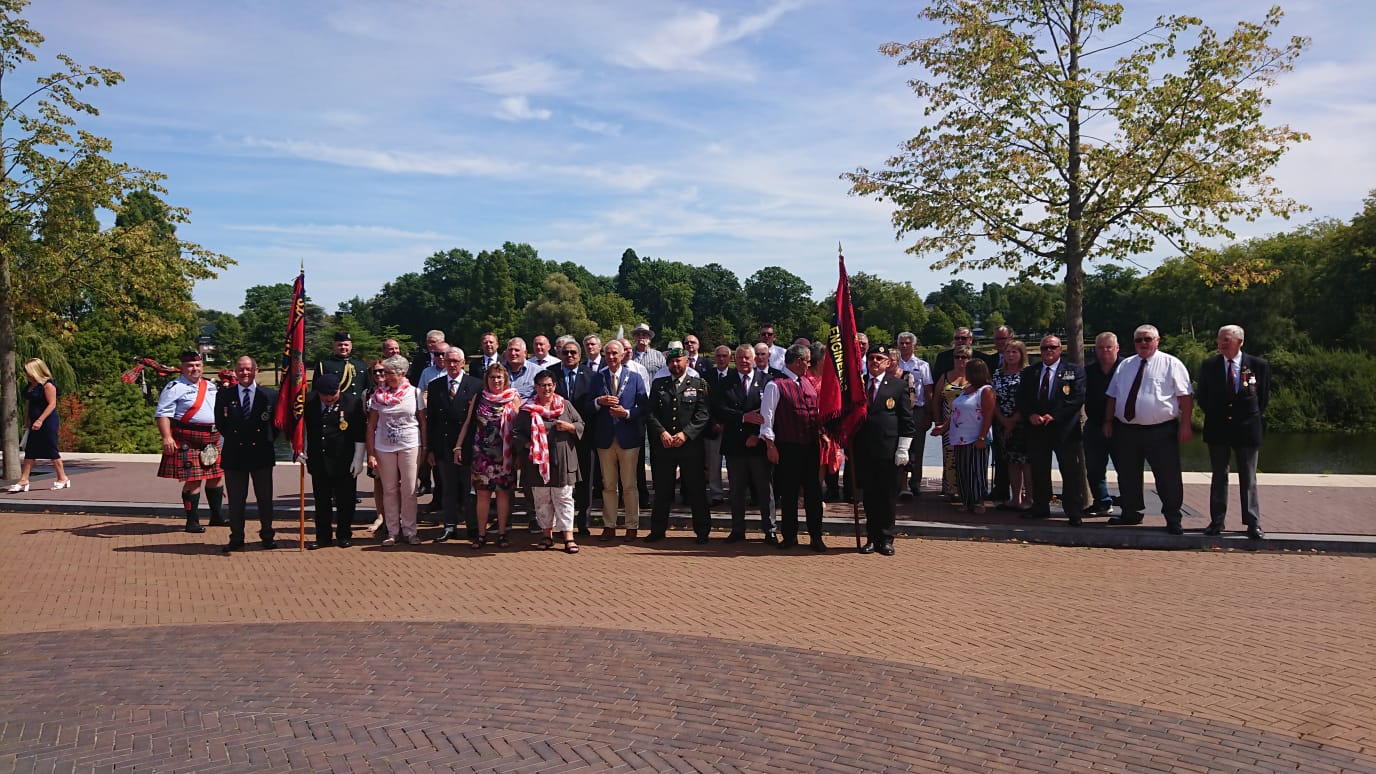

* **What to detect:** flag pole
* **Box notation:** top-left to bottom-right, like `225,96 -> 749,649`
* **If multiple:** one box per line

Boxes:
842,243 -> 862,550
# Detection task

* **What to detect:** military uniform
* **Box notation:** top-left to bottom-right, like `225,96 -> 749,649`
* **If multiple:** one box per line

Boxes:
305,390 -> 367,546
314,356 -> 367,400
155,376 -> 222,482
645,372 -> 712,540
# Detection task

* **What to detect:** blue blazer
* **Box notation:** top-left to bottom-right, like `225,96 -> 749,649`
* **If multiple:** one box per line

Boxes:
592,366 -> 647,449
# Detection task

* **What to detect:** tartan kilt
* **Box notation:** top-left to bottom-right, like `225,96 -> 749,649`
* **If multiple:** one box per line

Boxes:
157,423 -> 224,482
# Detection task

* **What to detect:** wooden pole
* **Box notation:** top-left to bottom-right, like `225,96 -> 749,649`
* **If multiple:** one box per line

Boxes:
298,461 -> 306,551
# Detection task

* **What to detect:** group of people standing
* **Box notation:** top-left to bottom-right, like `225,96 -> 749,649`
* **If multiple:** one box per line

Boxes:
145,317 -> 1272,554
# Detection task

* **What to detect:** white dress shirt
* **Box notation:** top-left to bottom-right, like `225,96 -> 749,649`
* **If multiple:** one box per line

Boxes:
1106,352 -> 1192,425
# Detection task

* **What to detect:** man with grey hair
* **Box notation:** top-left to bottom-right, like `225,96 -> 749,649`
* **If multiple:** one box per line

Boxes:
1103,324 -> 1193,534
759,343 -> 827,551
428,346 -> 482,543
894,330 -> 933,498
504,337 -> 540,401
1083,331 -> 1124,516
1197,324 -> 1270,539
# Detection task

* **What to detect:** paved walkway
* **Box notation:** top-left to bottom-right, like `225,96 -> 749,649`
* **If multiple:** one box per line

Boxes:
4,453 -> 1374,552
1,506 -> 1373,772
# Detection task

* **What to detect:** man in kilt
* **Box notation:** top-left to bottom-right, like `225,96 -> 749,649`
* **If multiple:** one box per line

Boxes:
155,350 -> 225,533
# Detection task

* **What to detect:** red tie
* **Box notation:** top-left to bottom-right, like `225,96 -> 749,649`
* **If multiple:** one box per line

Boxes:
1227,359 -> 1236,393
1040,368 -> 1051,402
1124,358 -> 1146,421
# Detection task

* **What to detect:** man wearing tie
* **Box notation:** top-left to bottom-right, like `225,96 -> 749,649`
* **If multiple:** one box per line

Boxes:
852,345 -> 916,556
476,332 -> 501,373
1016,335 -> 1087,526
713,344 -> 776,544
1103,325 -> 1193,534
701,345 -> 734,505
593,340 -> 647,540
427,346 -> 483,543
1197,325 -> 1270,539
549,336 -> 599,534
645,342 -> 713,543
216,356 -> 278,552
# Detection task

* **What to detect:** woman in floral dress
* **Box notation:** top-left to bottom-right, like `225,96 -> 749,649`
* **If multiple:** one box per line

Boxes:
457,364 -> 522,548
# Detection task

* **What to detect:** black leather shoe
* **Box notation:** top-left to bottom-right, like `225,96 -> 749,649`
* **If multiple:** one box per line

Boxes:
221,541 -> 244,554
1246,525 -> 1266,540
208,515 -> 228,527
1068,517 -> 1083,527
643,532 -> 666,543
878,541 -> 895,556
723,532 -> 745,544
434,527 -> 457,543
761,532 -> 779,546
307,541 -> 330,550
1083,502 -> 1112,516
577,527 -> 592,538
778,536 -> 797,549
1165,524 -> 1184,535
261,539 -> 278,549
1203,523 -> 1224,536
809,538 -> 828,552
185,521 -> 206,534
338,540 -> 352,548
1107,516 -> 1143,526
694,535 -> 710,545
859,541 -> 878,554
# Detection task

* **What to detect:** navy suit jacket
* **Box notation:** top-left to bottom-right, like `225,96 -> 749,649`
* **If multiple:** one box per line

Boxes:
711,369 -> 772,457
546,363 -> 600,425
426,372 -> 483,456
1016,360 -> 1086,444
592,366 -> 647,449
1198,353 -> 1269,447
216,384 -> 278,470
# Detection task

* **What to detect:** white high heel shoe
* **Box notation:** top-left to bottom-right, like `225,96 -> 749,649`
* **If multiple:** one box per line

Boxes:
6,482 -> 29,493
51,479 -> 72,490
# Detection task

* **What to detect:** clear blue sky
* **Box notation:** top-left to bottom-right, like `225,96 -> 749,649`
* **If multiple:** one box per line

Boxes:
24,1 -> 1376,314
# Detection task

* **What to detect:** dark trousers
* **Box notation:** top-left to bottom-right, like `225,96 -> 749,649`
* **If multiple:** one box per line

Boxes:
1026,428 -> 1084,518
989,425 -> 1009,501
1208,443 -> 1261,528
435,457 -> 477,537
650,441 -> 710,537
311,466 -> 356,544
1114,420 -> 1184,527
573,438 -> 596,529
854,449 -> 898,542
1083,420 -> 1116,507
773,441 -> 823,540
225,466 -> 274,544
725,454 -> 775,535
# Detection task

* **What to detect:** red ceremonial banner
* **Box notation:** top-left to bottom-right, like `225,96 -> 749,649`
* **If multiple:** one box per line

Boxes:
274,270 -> 307,460
820,253 -> 867,448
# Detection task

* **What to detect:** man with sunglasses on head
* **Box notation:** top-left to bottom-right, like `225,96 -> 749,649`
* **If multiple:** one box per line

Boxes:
1103,324 -> 1193,535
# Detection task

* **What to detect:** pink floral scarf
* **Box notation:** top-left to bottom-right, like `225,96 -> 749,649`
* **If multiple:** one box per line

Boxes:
520,394 -> 566,483
483,388 -> 521,474
369,377 -> 413,409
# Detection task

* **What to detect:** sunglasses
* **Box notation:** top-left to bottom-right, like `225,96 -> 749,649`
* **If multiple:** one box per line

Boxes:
1040,345 -> 1060,350
562,350 -> 580,356
1134,337 -> 1156,343
371,369 -> 386,375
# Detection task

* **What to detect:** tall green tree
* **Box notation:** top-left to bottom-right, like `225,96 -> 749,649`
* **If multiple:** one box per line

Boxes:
521,272 -> 597,340
744,267 -> 817,340
0,2 -> 231,477
845,1 -> 1309,365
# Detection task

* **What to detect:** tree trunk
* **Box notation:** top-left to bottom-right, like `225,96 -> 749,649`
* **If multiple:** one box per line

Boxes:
1062,0 -> 1086,366
0,69 -> 18,480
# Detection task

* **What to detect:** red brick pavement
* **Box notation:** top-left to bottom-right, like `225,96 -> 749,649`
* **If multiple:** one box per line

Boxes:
1,510 -> 1373,772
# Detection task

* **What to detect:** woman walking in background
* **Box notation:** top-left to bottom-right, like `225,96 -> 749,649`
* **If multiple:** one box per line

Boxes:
8,358 -> 70,492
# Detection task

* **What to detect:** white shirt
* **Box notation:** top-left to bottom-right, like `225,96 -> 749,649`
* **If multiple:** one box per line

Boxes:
529,354 -> 558,369
1106,352 -> 1192,425
768,344 -> 787,372
622,359 -> 649,382
370,385 -> 421,452
757,374 -> 802,442
1224,352 -> 1244,392
895,355 -> 933,406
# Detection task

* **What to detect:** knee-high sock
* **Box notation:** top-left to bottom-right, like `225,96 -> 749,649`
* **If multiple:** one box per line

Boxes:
182,491 -> 201,521
203,486 -> 224,519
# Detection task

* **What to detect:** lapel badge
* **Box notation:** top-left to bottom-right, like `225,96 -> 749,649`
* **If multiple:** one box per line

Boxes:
885,397 -> 895,409
1062,384 -> 1071,395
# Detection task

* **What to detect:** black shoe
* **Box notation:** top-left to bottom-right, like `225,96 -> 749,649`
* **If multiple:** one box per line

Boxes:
859,541 -> 878,554
221,541 -> 244,554
710,497 -> 725,506
1021,510 -> 1051,520
307,541 -> 330,550
1068,517 -> 1083,527
1083,502 -> 1112,516
723,532 -> 745,544
899,490 -> 913,501
1107,516 -> 1143,526
878,541 -> 895,556
185,520 -> 206,534
415,484 -> 433,496
434,527 -> 458,543
694,535 -> 710,545
809,538 -> 828,552
778,536 -> 797,549
1203,523 -> 1224,536
262,539 -> 278,549
1246,525 -> 1266,540
208,515 -> 228,527
417,517 -> 440,527
338,540 -> 352,548
643,532 -> 666,543
761,532 -> 779,546
1165,524 -> 1184,536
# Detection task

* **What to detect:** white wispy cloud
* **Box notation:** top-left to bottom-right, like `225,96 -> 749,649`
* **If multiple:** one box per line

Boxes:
613,1 -> 799,73
469,60 -> 576,96
495,96 -> 553,121
226,223 -> 457,241
571,117 -> 622,136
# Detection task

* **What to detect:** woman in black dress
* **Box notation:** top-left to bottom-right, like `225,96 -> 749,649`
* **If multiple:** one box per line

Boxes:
9,358 -> 70,492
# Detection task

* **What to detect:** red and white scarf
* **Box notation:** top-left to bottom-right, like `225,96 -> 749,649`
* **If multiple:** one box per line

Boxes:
482,388 -> 521,474
369,378 -> 413,409
520,394 -> 566,483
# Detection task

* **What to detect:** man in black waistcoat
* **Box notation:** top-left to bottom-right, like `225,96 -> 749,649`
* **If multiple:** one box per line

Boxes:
645,342 -> 713,543
1197,324 -> 1270,539
1016,335 -> 1087,526
217,356 -> 279,552
427,346 -> 483,542
853,345 -> 917,556
304,373 -> 366,548
548,336 -> 601,535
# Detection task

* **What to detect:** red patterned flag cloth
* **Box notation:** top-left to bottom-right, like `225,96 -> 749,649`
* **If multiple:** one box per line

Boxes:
273,270 -> 307,460
819,252 -> 867,449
